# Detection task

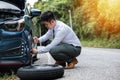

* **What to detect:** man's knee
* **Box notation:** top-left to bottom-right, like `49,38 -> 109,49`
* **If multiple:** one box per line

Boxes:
49,46 -> 60,54
49,48 -> 56,55
49,48 -> 59,60
49,47 -> 62,59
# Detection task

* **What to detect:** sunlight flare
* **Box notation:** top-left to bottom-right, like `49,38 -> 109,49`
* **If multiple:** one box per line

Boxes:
98,0 -> 120,23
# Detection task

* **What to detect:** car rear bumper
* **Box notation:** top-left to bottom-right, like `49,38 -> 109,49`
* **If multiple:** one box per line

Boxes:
0,60 -> 24,66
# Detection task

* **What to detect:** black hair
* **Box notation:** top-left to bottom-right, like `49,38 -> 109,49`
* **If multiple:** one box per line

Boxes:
40,11 -> 55,22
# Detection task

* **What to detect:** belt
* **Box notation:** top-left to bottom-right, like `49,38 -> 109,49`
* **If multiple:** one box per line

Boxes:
70,44 -> 81,48
75,46 -> 81,48
71,44 -> 81,48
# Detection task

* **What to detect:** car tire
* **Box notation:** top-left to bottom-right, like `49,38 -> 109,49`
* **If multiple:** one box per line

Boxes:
17,64 -> 64,80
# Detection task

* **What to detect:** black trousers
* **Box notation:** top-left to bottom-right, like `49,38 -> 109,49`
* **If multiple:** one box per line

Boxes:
49,43 -> 81,63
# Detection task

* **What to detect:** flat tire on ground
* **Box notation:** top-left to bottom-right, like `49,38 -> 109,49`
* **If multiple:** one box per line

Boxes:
17,64 -> 64,80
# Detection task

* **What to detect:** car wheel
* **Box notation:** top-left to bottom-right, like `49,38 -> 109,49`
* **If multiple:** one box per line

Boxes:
31,43 -> 38,62
28,33 -> 38,63
17,64 -> 64,80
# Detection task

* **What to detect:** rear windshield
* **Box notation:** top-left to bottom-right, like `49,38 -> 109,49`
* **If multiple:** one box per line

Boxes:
0,1 -> 21,21
0,1 -> 20,11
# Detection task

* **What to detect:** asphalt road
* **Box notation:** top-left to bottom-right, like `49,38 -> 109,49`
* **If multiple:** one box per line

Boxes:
35,47 -> 120,80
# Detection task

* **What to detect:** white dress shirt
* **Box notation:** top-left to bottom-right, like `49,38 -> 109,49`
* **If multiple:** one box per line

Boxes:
38,20 -> 82,53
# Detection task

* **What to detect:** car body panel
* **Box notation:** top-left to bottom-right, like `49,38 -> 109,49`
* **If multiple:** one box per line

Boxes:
0,0 -> 25,10
0,0 -> 41,68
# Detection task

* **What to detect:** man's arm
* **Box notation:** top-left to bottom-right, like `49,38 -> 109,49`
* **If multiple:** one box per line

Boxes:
38,30 -> 53,43
38,27 -> 67,53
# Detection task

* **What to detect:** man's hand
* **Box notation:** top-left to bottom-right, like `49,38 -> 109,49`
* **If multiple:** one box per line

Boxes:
32,48 -> 38,54
33,36 -> 39,44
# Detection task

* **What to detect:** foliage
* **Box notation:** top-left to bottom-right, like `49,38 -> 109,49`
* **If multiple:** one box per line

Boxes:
33,0 -> 120,48
34,0 -> 72,25
81,35 -> 120,48
33,0 -> 73,36
0,72 -> 17,80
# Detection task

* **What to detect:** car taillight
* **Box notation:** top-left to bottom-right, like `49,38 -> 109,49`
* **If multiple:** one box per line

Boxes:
4,19 -> 25,31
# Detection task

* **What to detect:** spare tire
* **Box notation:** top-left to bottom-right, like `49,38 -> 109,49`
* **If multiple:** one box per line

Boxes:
17,64 -> 64,80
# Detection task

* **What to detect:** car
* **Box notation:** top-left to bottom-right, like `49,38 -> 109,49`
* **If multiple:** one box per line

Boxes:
0,0 -> 41,69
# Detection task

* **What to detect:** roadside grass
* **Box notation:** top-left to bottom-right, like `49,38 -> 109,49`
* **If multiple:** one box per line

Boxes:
0,72 -> 18,80
81,38 -> 120,49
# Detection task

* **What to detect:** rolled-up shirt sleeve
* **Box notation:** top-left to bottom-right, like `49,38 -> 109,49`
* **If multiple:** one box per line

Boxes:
38,27 -> 67,53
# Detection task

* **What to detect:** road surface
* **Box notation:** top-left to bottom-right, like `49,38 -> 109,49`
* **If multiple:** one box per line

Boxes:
34,47 -> 120,80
